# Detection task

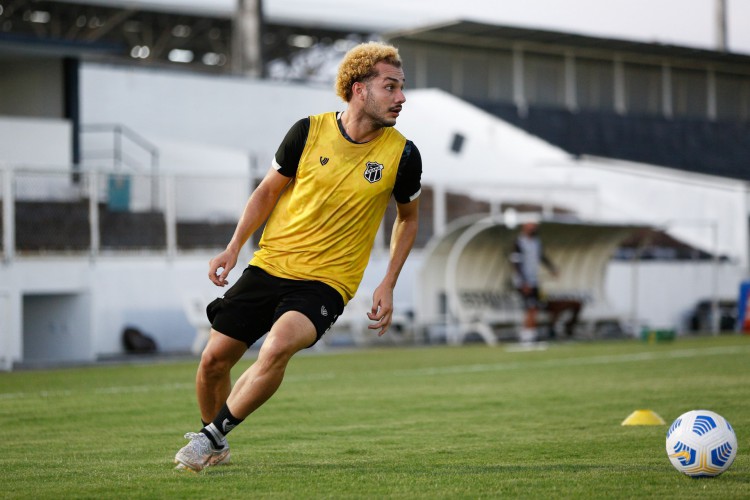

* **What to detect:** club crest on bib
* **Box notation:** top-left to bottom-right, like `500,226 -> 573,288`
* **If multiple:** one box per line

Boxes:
364,161 -> 384,183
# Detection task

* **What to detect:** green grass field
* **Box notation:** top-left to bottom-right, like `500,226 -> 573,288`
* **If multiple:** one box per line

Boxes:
1,335 -> 748,499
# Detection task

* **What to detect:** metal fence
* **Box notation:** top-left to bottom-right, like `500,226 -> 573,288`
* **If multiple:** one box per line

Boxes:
0,168 -> 469,260
0,166 -> 591,261
0,167 -> 254,259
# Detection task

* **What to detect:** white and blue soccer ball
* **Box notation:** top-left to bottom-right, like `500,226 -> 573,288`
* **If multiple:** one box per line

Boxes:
666,409 -> 737,477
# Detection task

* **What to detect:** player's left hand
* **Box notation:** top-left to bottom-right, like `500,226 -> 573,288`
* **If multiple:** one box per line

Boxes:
368,284 -> 394,336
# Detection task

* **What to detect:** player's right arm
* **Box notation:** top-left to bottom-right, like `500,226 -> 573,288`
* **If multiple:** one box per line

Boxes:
209,118 -> 309,286
208,167 -> 290,286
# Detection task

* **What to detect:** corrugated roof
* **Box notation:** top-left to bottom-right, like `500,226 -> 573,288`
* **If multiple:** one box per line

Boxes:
385,20 -> 750,67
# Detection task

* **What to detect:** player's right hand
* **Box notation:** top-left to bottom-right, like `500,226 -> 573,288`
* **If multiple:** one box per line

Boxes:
208,249 -> 238,287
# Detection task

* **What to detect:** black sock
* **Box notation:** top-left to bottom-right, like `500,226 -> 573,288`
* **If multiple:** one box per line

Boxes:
200,403 -> 243,449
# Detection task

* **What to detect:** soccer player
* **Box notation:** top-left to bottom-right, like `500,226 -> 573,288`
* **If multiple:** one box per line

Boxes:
174,41 -> 422,472
509,222 -> 558,344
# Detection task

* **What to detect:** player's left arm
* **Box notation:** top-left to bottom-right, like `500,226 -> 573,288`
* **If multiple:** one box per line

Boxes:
368,198 -> 420,336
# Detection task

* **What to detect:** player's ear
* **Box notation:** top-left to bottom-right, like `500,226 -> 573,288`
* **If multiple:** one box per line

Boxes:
352,81 -> 366,101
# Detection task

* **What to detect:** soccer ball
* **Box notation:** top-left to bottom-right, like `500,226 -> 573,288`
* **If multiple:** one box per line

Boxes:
665,410 -> 737,477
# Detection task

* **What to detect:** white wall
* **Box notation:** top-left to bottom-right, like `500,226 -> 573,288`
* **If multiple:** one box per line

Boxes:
78,64 -> 344,221
87,256 -> 218,354
0,117 -> 71,167
80,63 -> 342,169
606,260 -> 744,331
0,258 -> 92,366
0,251 -> 252,367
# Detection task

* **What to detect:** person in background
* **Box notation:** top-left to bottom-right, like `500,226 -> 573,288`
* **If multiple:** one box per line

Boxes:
509,221 -> 558,344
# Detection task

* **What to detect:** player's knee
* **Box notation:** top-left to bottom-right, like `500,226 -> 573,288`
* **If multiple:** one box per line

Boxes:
199,349 -> 233,379
259,337 -> 295,366
260,330 -> 311,368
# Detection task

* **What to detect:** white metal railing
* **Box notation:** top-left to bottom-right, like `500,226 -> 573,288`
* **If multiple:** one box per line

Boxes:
0,287 -> 10,371
2,167 -> 14,262
0,167 -> 255,260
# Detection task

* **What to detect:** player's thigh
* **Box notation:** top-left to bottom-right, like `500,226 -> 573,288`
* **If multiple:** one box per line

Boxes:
201,329 -> 248,369
262,311 -> 317,357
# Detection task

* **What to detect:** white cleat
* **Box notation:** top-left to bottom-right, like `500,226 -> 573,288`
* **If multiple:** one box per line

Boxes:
173,432 -> 230,472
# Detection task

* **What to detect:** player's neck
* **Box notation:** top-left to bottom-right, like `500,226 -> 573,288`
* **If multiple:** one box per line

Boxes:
338,111 -> 384,144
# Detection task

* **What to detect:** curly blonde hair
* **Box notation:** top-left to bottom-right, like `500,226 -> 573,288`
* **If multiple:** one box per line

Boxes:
335,42 -> 402,102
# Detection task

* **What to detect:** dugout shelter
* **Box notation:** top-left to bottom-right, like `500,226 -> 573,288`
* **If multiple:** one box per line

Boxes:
415,214 -> 644,345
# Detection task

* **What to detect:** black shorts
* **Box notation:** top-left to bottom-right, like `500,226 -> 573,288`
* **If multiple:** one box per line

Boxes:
516,286 -> 543,310
206,265 -> 345,348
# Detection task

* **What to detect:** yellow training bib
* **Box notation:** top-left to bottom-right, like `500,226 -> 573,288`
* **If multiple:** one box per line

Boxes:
251,112 -> 407,303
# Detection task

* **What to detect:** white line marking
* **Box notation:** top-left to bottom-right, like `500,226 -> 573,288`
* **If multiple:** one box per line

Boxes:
392,345 -> 750,377
0,345 -> 745,400
0,372 -> 336,401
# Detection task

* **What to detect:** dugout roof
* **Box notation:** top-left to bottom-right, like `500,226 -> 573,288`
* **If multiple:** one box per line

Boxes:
414,214 -> 646,343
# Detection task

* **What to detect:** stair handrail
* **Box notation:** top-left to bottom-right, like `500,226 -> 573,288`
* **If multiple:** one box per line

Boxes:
80,123 -> 160,210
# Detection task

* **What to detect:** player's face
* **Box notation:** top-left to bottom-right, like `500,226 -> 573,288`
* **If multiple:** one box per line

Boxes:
363,62 -> 406,128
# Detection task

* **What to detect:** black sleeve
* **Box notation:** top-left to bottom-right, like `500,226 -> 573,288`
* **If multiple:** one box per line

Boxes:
273,117 -> 310,177
393,140 -> 422,204
509,239 -> 524,275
